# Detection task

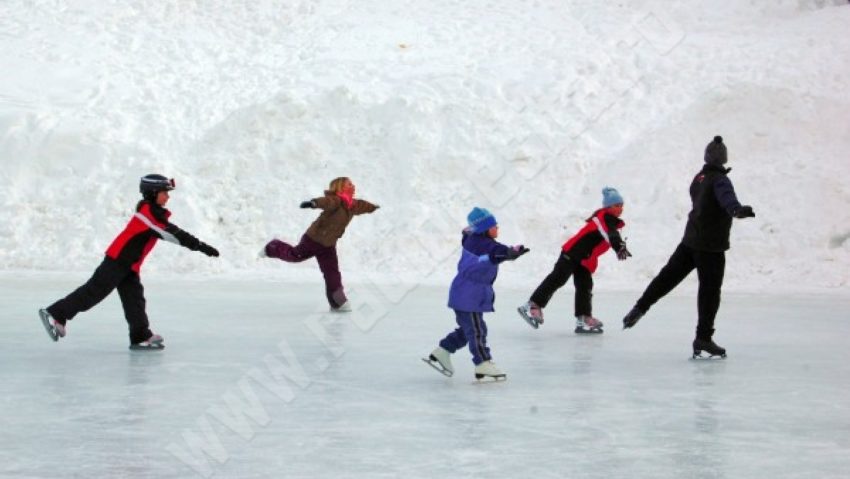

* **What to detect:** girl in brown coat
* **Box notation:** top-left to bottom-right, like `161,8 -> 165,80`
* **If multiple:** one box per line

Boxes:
261,177 -> 379,311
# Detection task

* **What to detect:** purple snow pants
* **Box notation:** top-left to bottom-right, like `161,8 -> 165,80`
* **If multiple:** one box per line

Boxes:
265,234 -> 347,308
439,310 -> 492,365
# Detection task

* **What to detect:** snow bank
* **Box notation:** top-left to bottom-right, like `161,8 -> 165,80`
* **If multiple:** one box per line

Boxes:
1,0 -> 848,292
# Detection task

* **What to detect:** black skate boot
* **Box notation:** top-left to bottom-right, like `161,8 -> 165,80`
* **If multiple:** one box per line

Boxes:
692,338 -> 726,359
129,333 -> 165,351
622,306 -> 645,329
575,315 -> 604,334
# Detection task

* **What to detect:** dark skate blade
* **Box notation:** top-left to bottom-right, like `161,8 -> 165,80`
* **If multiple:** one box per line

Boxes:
574,328 -> 603,334
691,351 -> 727,360
38,309 -> 58,342
516,307 -> 540,329
129,343 -> 165,351
422,357 -> 452,377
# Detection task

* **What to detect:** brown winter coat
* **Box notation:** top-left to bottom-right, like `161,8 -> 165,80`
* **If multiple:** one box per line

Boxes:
305,191 -> 378,247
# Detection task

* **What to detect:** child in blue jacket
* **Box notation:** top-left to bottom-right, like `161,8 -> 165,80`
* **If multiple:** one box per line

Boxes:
423,207 -> 528,381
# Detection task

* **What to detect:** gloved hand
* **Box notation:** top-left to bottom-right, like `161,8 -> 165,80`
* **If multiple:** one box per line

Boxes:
617,243 -> 632,261
734,205 -> 755,218
198,242 -> 219,257
507,245 -> 530,260
300,200 -> 317,209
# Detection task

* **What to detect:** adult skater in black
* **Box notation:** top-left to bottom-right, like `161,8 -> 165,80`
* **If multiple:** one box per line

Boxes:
622,136 -> 755,358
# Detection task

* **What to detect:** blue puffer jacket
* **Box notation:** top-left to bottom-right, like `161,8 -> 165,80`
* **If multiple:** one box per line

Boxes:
447,230 -> 512,312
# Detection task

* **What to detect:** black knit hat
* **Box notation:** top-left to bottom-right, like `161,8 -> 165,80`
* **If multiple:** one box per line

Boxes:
704,136 -> 727,166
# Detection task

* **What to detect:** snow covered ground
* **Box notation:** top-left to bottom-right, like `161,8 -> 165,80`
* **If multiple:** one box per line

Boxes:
1,0 -> 849,291
2,1 -> 850,478
2,274 -> 849,478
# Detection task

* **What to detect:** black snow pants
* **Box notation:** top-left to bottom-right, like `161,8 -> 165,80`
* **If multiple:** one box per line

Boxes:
635,243 -> 726,340
530,252 -> 594,317
47,257 -> 153,344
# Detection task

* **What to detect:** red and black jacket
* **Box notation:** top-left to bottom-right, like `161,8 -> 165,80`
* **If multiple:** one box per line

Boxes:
561,209 -> 625,273
105,200 -> 204,272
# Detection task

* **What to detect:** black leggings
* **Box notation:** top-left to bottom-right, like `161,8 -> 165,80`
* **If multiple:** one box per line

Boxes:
530,253 -> 593,317
635,243 -> 725,340
47,257 -> 153,344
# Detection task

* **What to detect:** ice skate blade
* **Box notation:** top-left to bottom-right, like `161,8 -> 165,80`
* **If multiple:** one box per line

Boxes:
574,328 -> 604,334
330,302 -> 352,313
422,357 -> 453,377
129,343 -> 165,351
691,351 -> 726,360
516,307 -> 540,329
474,374 -> 507,383
38,309 -> 59,342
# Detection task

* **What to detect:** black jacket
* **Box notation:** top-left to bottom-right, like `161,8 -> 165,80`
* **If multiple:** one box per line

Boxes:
682,164 -> 742,252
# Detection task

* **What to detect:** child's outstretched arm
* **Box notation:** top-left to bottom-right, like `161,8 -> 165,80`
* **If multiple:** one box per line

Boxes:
488,243 -> 529,263
310,195 -> 342,211
351,199 -> 379,215
162,222 -> 220,257
133,207 -> 219,256
603,215 -> 630,260
495,244 -> 531,263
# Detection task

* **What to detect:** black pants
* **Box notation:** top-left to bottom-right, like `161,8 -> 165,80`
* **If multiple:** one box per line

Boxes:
47,257 -> 153,344
530,253 -> 593,317
635,243 -> 725,340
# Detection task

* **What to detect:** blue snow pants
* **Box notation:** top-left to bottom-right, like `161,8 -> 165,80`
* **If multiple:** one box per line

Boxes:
439,310 -> 491,365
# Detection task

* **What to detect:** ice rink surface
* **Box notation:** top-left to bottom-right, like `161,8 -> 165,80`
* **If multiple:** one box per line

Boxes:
2,273 -> 849,479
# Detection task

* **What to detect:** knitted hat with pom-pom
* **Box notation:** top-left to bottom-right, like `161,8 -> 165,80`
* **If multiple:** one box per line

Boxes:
467,207 -> 498,234
704,135 -> 728,166
602,187 -> 624,207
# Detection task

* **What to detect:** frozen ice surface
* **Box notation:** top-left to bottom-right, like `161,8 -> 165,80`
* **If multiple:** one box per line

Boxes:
2,273 -> 849,478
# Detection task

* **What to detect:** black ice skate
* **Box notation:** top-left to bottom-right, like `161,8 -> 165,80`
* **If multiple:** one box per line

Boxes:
575,315 -> 604,334
129,334 -> 165,351
622,306 -> 645,329
38,309 -> 65,342
692,338 -> 726,359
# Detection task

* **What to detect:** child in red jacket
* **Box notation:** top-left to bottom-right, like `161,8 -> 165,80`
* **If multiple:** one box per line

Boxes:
38,174 -> 220,350
518,187 -> 631,333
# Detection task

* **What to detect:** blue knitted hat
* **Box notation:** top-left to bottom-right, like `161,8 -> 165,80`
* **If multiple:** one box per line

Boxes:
602,187 -> 624,207
467,207 -> 498,234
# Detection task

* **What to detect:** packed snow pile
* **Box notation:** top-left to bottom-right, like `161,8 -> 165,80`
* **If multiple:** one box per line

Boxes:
1,0 -> 848,292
